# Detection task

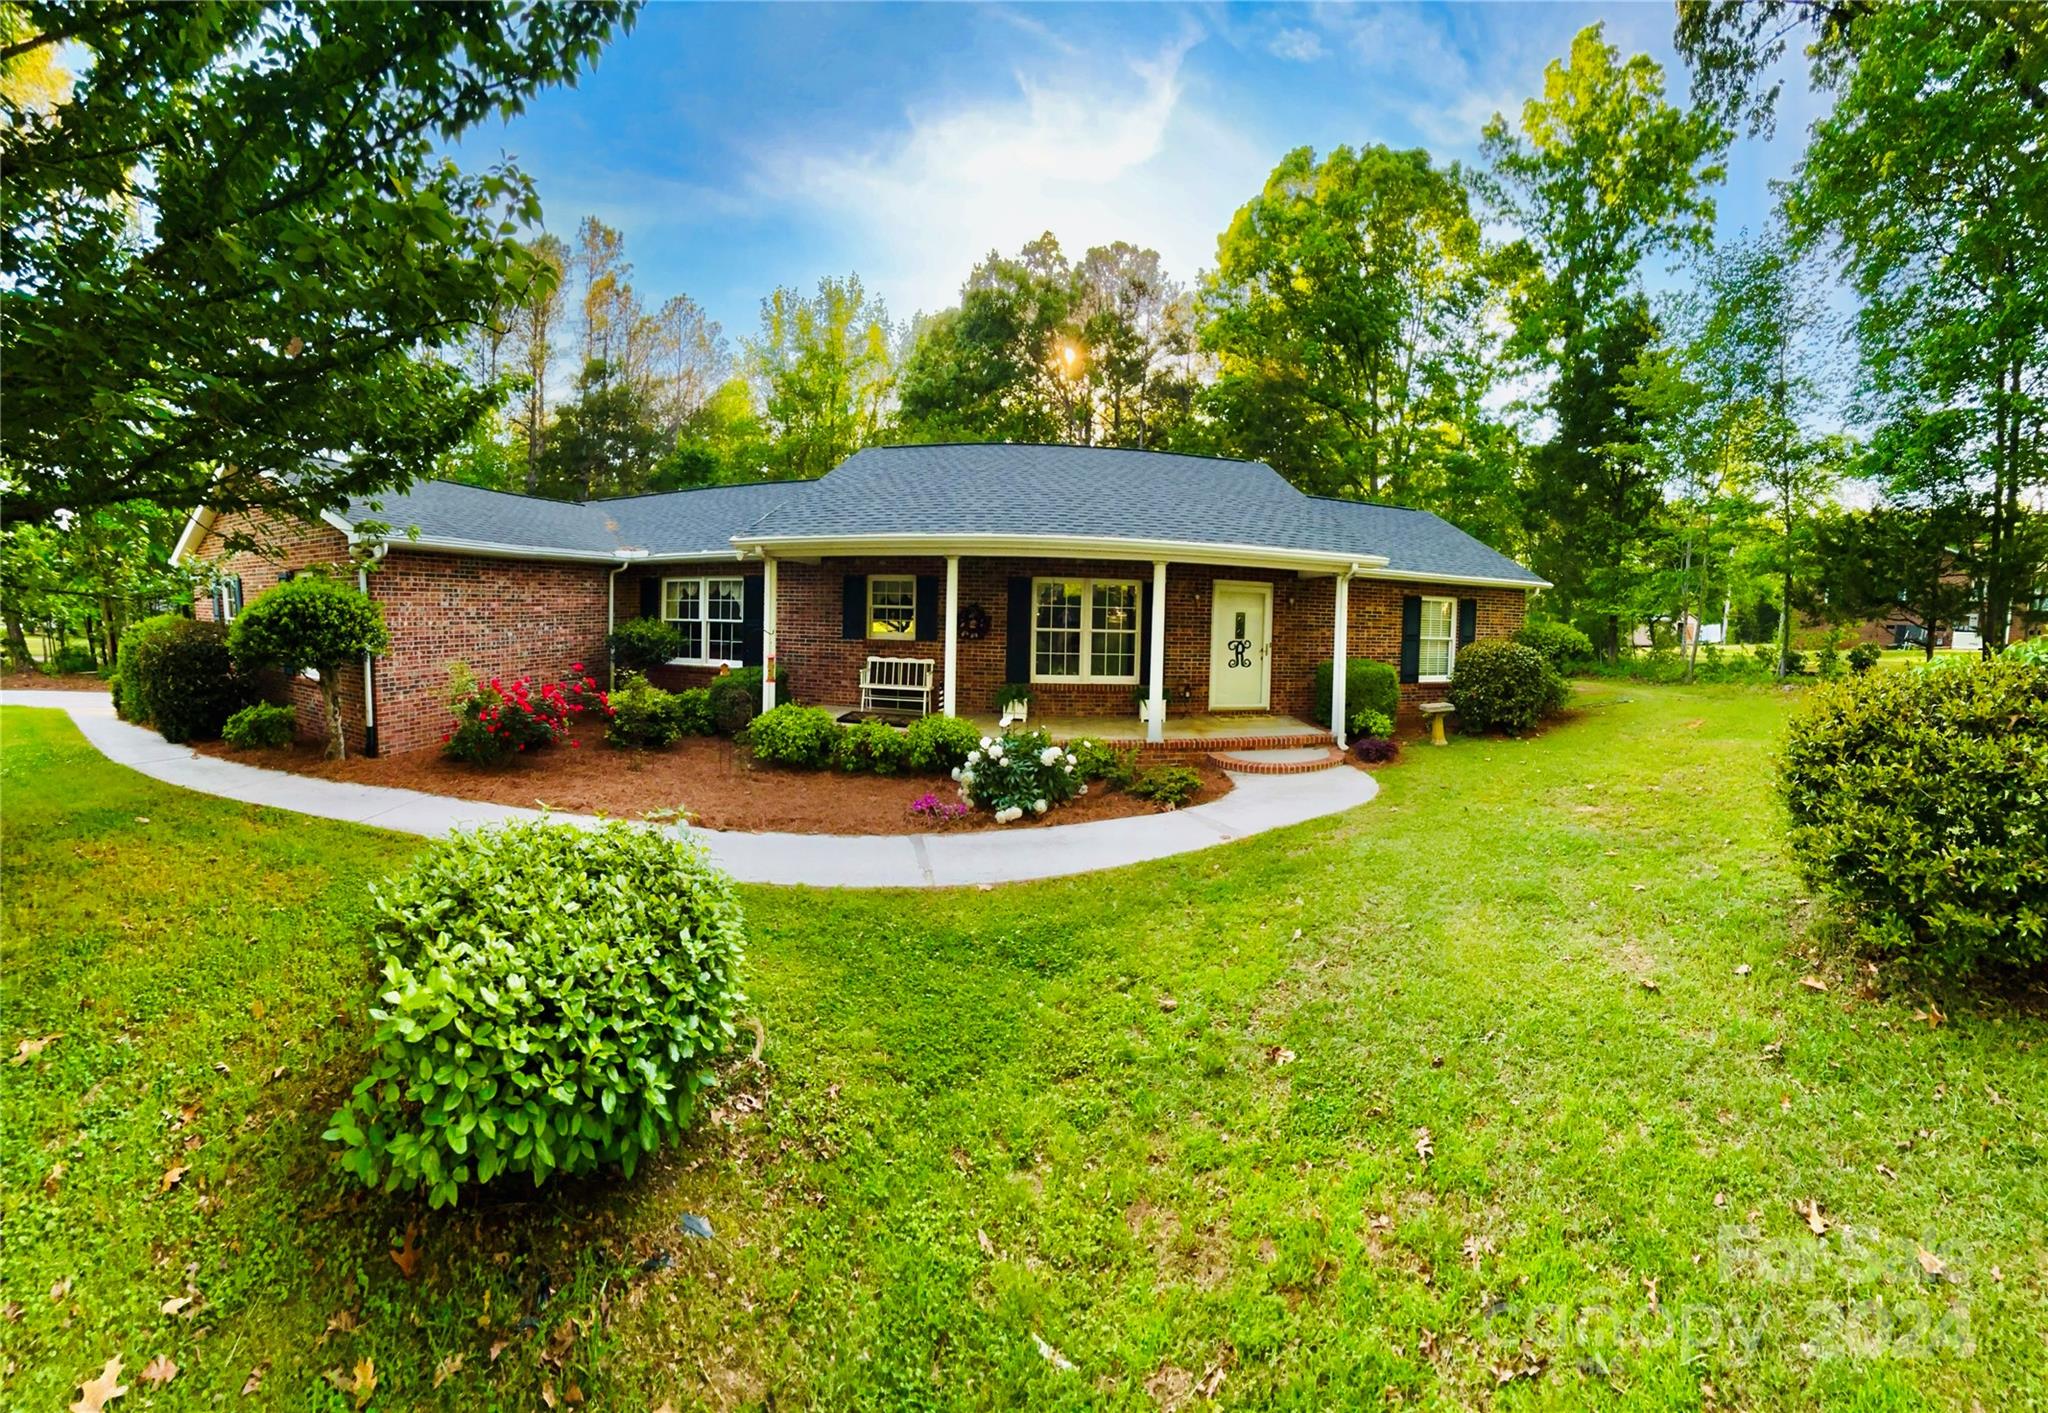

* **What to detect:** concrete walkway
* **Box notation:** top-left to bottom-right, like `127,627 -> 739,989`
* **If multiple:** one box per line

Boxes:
1,691 -> 1378,889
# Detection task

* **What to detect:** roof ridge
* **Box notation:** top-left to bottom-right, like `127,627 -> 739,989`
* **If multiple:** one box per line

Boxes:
860,440 -> 1267,467
1307,493 -> 1437,516
588,476 -> 821,505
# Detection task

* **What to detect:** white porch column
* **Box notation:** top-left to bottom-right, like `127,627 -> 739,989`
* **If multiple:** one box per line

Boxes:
1147,559 -> 1168,744
1331,570 -> 1351,748
942,554 -> 960,716
761,554 -> 779,711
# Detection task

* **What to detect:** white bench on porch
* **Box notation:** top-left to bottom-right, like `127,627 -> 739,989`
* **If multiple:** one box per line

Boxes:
859,656 -> 933,718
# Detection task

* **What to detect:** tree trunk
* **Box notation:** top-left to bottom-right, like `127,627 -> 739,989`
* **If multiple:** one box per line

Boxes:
3,609 -> 31,668
320,675 -> 348,760
1778,563 -> 1794,681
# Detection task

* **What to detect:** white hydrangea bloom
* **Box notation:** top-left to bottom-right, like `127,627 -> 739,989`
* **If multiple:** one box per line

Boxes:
1039,744 -> 1062,766
966,750 -> 981,765
1032,798 -> 1047,814
979,736 -> 993,749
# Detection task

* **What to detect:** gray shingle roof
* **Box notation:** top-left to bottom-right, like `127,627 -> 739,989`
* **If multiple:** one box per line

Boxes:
740,444 -> 1354,556
1310,497 -> 1547,586
338,447 -> 1542,586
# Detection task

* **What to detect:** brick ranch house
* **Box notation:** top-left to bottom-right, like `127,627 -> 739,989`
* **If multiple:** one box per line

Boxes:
174,444 -> 1547,756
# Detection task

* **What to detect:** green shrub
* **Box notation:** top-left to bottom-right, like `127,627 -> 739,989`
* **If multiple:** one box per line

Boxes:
1070,737 -> 1139,789
608,617 -> 682,675
1779,659 -> 2047,973
228,576 -> 390,759
903,713 -> 981,771
323,820 -> 747,1208
608,674 -> 684,750
1847,642 -> 1882,674
1132,763 -> 1203,809
1447,640 -> 1568,735
46,644 -> 97,674
1307,659 -> 1399,729
673,687 -> 714,737
2002,637 -> 2048,666
836,719 -> 907,774
222,702 -> 297,750
1783,648 -> 1809,676
744,703 -> 842,768
957,729 -> 1081,821
1514,620 -> 1595,673
708,667 -> 785,735
1352,735 -> 1399,764
1347,707 -> 1394,740
125,618 -> 251,743
112,613 -> 191,724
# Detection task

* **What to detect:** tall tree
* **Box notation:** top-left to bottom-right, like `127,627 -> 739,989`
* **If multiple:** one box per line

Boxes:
1201,144 -> 1497,499
1482,24 -> 1729,652
506,233 -> 569,493
1,2 -> 633,528
748,275 -> 896,479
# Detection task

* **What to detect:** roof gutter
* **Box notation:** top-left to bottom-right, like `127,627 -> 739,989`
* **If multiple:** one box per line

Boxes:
1360,566 -> 1553,591
727,530 -> 1389,574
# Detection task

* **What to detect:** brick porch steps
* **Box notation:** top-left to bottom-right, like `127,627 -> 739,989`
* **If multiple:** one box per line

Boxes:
1204,745 -> 1349,775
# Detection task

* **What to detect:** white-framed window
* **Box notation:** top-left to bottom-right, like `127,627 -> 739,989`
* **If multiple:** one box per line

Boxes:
212,574 -> 244,622
1032,577 -> 1140,683
1418,595 -> 1456,681
867,575 -> 916,640
662,575 -> 746,665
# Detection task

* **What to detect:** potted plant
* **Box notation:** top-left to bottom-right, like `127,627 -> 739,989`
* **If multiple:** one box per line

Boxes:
996,682 -> 1032,723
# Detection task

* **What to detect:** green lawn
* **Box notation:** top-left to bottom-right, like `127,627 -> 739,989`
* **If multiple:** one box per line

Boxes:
2,686 -> 2041,1410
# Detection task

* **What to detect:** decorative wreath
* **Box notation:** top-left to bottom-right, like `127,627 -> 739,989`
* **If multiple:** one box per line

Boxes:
957,602 -> 991,641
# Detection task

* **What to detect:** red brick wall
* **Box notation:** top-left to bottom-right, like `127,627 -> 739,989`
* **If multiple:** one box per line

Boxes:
1343,579 -> 1529,713
191,511 -> 611,755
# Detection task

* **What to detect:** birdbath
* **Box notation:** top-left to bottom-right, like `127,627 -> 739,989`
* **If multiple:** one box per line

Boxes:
1419,702 -> 1455,746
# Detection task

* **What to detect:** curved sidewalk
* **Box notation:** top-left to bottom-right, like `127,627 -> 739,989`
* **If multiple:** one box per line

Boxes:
1,691 -> 1377,889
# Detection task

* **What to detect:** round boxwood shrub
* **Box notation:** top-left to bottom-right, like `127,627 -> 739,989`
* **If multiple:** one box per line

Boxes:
1131,762 -> 1203,809
903,713 -> 982,771
324,821 -> 748,1208
608,617 -> 682,675
836,718 -> 907,774
1447,640 -> 1568,735
222,702 -> 297,750
1514,619 -> 1595,673
607,673 -> 684,750
673,686 -> 715,737
1307,658 -> 1399,729
125,618 -> 251,742
744,703 -> 842,767
1779,658 -> 2047,973
112,613 -> 188,723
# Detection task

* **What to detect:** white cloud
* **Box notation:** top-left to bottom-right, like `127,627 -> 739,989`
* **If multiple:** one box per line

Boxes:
1268,27 -> 1324,63
753,32 -> 1272,316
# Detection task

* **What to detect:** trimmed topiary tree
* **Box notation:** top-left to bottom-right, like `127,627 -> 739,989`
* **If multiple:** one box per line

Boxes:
1780,658 -> 2047,973
227,576 -> 389,759
323,820 -> 748,1207
1447,640 -> 1569,735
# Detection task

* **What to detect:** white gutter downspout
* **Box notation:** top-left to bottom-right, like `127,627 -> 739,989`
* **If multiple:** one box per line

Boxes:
607,551 -> 651,690
357,542 -> 389,756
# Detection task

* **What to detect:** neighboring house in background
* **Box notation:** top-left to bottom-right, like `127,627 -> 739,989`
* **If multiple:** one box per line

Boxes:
173,444 -> 1547,755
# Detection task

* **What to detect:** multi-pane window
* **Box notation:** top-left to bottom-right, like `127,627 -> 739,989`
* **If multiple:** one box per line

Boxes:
662,576 -> 746,664
1418,596 -> 1455,680
212,575 -> 244,622
868,576 -> 916,639
1033,577 -> 1140,683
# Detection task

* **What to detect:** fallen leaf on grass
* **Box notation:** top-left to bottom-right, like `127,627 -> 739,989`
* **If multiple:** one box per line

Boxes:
1913,1006 -> 1945,1028
977,1228 -> 995,1258
1794,1198 -> 1829,1237
11,1033 -> 62,1064
1196,1360 -> 1228,1398
1799,976 -> 1828,993
69,1356 -> 126,1413
1414,1127 -> 1434,1165
350,1358 -> 376,1408
159,1163 -> 189,1193
1157,996 -> 1178,1013
1032,1332 -> 1076,1371
1639,978 -> 1659,992
1877,1163 -> 1898,1181
1733,964 -> 1751,976
390,1221 -> 422,1279
51,1275 -> 74,1302
1267,1046 -> 1296,1066
1916,1248 -> 1946,1280
250,999 -> 265,1020
160,1295 -> 192,1316
325,1308 -> 358,1336
139,1356 -> 177,1386
432,1353 -> 464,1389
2,1301 -> 21,1322
242,1363 -> 267,1395
1713,1192 -> 1726,1208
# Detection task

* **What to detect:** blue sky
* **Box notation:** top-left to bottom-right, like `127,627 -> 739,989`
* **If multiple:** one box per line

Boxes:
452,2 -> 1818,341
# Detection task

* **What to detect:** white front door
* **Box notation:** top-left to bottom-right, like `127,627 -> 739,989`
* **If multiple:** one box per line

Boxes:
1209,582 -> 1272,710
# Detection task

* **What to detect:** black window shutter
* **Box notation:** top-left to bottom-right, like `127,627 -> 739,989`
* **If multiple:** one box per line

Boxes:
1458,597 -> 1478,646
1137,579 -> 1155,686
741,575 -> 765,667
639,576 -> 659,620
841,574 -> 866,639
1398,595 -> 1422,684
1005,577 -> 1032,684
914,574 -> 941,642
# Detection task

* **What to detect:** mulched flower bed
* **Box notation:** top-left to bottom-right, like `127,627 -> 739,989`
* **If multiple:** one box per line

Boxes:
195,720 -> 1232,835
1,671 -> 108,692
